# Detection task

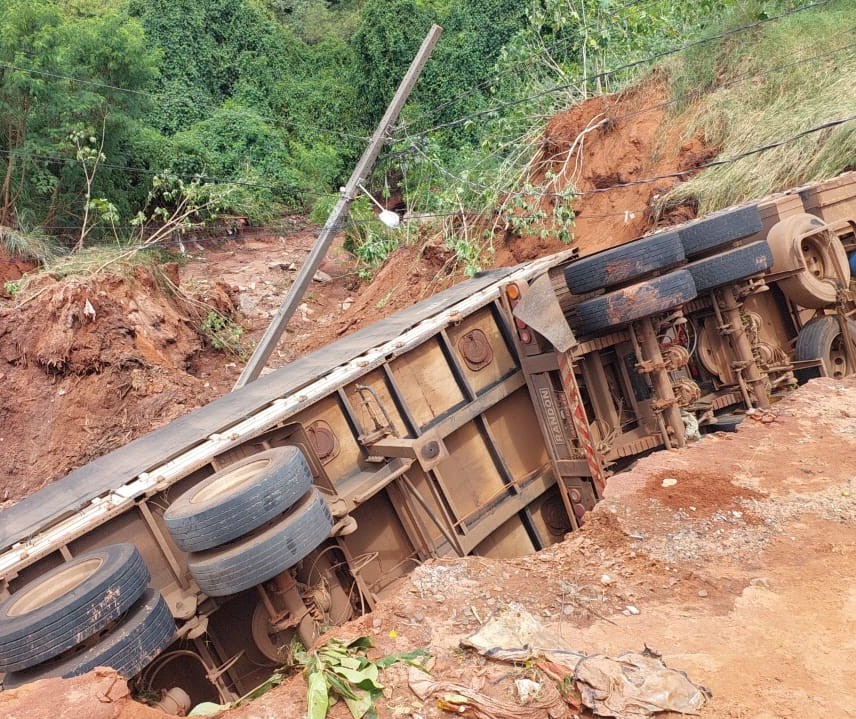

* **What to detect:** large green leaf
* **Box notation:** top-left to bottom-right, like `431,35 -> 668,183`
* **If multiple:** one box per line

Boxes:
343,688 -> 374,719
307,670 -> 330,719
376,648 -> 430,669
329,664 -> 383,691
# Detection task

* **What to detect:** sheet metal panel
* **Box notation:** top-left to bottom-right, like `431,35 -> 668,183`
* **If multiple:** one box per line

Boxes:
0,268 -> 517,552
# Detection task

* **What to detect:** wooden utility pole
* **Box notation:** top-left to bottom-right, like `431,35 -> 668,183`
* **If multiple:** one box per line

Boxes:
235,24 -> 443,389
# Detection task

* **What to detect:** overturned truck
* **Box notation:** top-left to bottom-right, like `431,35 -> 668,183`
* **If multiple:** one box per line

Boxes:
1,173 -> 855,708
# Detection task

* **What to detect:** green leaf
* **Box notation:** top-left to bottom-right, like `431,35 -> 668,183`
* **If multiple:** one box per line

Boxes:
325,670 -> 359,700
347,636 -> 374,650
307,670 -> 330,719
338,656 -> 363,670
343,688 -> 374,719
376,649 -> 429,669
330,665 -> 383,691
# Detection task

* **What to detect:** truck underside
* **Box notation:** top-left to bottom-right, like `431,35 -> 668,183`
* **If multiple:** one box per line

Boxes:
1,172 -> 855,708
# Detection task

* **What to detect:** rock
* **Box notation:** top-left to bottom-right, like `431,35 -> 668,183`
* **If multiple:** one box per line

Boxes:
624,605 -> 640,615
313,270 -> 332,283
515,678 -> 542,704
600,574 -> 614,586
697,589 -> 709,598
661,477 -> 678,488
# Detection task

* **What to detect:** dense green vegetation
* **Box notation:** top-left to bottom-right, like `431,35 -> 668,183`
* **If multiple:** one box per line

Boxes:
0,0 -> 853,273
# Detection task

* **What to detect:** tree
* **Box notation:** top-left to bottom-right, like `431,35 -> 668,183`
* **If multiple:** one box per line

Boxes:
348,0 -> 432,125
0,0 -> 157,240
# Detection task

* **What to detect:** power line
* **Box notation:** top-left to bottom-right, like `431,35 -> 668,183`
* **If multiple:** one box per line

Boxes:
0,61 -> 163,99
0,62 -> 372,144
409,0 -> 656,128
395,0 -> 833,140
582,112 -> 856,195
349,108 -> 856,231
601,32 -> 856,128
387,38 -> 856,204
0,147 -> 338,199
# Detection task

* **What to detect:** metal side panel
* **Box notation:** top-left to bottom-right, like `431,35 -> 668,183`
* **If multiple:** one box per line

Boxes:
0,265 -> 537,553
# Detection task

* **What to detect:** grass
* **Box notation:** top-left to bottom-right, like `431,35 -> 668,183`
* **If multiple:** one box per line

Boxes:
41,245 -> 183,279
1,224 -> 61,265
660,0 -> 856,214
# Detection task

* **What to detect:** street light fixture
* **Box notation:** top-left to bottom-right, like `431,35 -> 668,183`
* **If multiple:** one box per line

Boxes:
357,182 -> 400,229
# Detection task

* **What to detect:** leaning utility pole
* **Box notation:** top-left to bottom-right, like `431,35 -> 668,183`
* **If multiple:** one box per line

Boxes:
235,24 -> 443,389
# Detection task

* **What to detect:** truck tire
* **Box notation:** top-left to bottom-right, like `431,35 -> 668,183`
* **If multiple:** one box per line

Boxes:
0,544 -> 149,672
768,213 -> 850,309
188,488 -> 333,597
164,446 -> 313,553
563,231 -> 684,294
794,316 -> 856,379
684,241 -> 773,293
679,204 -> 763,258
571,270 -> 697,335
2,590 -> 175,687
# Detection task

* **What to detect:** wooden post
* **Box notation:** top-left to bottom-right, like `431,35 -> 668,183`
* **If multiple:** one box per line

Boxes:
235,24 -> 443,389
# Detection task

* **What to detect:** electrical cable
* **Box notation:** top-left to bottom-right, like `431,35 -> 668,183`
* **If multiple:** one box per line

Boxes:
409,0 -> 657,127
0,147 -> 339,199
395,0 -> 833,139
383,40 -> 856,206
338,109 -> 856,229
0,64 -> 371,143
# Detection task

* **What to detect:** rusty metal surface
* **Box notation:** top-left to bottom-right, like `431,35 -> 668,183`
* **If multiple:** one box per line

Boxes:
512,273 -> 578,352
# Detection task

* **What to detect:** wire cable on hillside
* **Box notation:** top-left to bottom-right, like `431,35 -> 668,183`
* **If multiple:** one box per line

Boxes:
388,39 -> 856,205
583,112 -> 856,195
603,34 -> 856,128
410,0 -> 657,127
0,63 -> 371,144
0,147 -> 340,200
338,110 -> 856,232
0,61 -> 164,99
394,0 -> 833,139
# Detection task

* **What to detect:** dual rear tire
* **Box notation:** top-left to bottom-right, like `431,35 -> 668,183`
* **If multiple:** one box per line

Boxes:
0,545 -> 175,686
164,446 -> 333,597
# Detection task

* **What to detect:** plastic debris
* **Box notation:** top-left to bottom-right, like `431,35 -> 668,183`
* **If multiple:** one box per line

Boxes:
408,666 -> 565,719
462,604 -> 711,718
575,650 -> 711,718
514,678 -> 542,704
461,602 -> 584,664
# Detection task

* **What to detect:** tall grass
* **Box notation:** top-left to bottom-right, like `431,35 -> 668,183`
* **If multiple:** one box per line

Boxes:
1,223 -> 61,265
661,0 -> 856,214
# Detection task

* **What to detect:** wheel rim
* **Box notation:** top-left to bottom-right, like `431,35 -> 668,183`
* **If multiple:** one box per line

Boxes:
828,334 -> 850,378
6,558 -> 104,616
800,236 -> 833,280
192,458 -> 271,504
